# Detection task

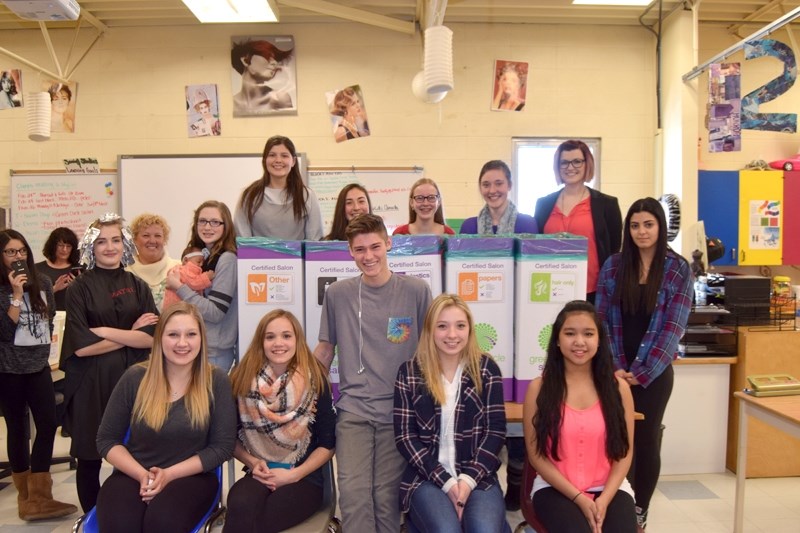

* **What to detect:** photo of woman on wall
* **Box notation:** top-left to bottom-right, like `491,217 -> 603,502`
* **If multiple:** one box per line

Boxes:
327,85 -> 370,143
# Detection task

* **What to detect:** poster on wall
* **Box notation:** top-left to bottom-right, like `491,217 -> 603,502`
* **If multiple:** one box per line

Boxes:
491,60 -> 527,111
186,84 -> 221,137
325,84 -> 370,143
230,35 -> 297,116
707,63 -> 741,152
749,199 -> 780,249
0,69 -> 23,109
741,39 -> 797,133
43,81 -> 77,133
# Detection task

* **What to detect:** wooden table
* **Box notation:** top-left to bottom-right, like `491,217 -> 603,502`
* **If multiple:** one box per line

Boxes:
733,391 -> 800,533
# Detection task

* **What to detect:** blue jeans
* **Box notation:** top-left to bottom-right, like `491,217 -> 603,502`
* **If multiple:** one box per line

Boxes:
207,347 -> 235,373
407,481 -> 509,533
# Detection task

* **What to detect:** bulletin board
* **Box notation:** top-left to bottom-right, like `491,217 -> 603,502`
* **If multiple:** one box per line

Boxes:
119,153 -> 420,259
9,171 -> 120,258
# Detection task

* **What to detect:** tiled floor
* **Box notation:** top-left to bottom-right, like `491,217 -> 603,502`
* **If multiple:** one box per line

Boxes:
0,432 -> 798,532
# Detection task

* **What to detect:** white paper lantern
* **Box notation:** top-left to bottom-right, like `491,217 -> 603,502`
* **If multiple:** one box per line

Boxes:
26,92 -> 51,142
412,71 -> 447,104
424,25 -> 454,94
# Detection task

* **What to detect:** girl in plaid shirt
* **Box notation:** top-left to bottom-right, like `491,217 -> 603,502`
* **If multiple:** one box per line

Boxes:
394,294 -> 508,533
596,197 -> 693,532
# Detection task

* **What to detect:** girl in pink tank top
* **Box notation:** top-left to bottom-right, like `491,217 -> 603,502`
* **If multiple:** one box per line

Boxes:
522,301 -> 637,533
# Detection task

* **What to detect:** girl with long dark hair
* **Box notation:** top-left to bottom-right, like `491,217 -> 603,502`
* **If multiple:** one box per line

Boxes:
595,197 -> 693,531
523,300 -> 635,532
0,229 -> 77,520
322,183 -> 372,241
234,135 -> 323,240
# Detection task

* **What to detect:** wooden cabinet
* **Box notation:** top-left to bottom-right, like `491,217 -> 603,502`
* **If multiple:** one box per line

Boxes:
726,328 -> 800,476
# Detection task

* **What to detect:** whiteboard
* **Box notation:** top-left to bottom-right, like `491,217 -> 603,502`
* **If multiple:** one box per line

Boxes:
119,154 -> 269,259
10,172 -> 120,259
120,154 -> 421,259
309,168 -> 421,234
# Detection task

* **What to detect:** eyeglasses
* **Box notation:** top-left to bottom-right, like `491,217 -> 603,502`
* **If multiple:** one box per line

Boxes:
3,247 -> 28,258
197,219 -> 224,228
412,194 -> 440,204
559,159 -> 585,170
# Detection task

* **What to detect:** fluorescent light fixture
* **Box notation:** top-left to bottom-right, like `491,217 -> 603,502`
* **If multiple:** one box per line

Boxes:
573,0 -> 652,5
181,0 -> 279,23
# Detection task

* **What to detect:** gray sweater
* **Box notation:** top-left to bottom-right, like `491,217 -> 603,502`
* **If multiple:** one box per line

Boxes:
234,187 -> 324,240
176,251 -> 238,357
96,365 -> 236,472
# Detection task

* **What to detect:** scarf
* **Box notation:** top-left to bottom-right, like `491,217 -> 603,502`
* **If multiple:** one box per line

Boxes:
127,254 -> 180,310
238,364 -> 316,465
477,200 -> 519,235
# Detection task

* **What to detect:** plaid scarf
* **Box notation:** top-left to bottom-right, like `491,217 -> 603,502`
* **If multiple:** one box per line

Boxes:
238,364 -> 316,465
477,200 -> 519,235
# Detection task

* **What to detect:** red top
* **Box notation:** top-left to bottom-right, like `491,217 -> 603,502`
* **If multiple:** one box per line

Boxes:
543,197 -> 599,293
550,400 -> 610,493
392,223 -> 456,236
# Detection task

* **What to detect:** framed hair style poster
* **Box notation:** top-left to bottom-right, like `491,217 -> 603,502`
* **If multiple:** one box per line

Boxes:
492,60 -> 528,112
186,84 -> 221,137
43,81 -> 78,132
0,69 -> 23,109
231,35 -> 297,116
326,84 -> 370,143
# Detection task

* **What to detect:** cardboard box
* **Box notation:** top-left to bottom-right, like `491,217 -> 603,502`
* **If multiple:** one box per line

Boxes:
514,235 -> 587,400
237,238 -> 305,356
388,235 -> 444,296
303,241 -> 361,393
444,236 -> 515,400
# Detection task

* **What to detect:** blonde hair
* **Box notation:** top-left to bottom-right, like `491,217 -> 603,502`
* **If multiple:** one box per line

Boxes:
130,213 -> 171,243
230,309 -> 329,398
132,302 -> 213,431
415,294 -> 484,405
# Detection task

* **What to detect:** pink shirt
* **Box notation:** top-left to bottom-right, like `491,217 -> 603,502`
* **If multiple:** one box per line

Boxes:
551,401 -> 609,492
543,197 -> 599,293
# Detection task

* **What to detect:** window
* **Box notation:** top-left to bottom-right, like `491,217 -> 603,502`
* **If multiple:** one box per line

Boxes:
512,137 -> 601,216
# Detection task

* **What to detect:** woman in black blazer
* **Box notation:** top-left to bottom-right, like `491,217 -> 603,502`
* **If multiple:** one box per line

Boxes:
534,140 -> 622,303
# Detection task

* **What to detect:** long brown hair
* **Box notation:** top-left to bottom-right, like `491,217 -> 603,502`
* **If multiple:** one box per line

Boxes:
132,302 -> 213,431
0,230 -> 48,316
324,184 -> 372,241
239,136 -> 308,224
189,200 -> 237,264
414,294 -> 484,405
230,309 -> 329,398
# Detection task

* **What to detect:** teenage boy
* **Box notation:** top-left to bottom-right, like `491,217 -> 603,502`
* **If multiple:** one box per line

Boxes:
315,214 -> 432,533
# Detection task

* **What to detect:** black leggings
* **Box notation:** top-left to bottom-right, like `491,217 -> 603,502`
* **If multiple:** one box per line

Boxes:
629,364 -> 674,512
533,487 -> 636,533
222,474 -> 322,533
76,458 -> 102,512
0,368 -> 57,473
97,470 -> 217,533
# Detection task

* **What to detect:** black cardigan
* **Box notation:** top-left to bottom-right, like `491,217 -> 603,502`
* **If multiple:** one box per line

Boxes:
533,187 -> 623,274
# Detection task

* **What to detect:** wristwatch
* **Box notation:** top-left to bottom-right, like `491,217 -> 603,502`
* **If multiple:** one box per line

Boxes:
10,299 -> 21,308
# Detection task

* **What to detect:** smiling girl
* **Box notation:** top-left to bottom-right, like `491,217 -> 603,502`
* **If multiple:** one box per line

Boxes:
224,309 -> 335,533
393,178 -> 455,236
234,136 -> 323,240
167,201 -> 238,372
323,184 -> 372,241
523,300 -> 636,533
459,160 -> 538,235
394,294 -> 508,532
61,214 -> 159,513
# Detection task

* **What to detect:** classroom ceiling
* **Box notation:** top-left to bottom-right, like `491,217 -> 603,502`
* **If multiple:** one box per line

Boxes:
0,0 -> 799,34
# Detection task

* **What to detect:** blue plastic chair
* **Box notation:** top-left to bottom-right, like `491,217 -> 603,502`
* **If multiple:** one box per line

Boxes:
72,463 -> 225,533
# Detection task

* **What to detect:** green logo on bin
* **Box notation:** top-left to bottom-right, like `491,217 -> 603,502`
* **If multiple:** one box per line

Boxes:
530,273 -> 551,302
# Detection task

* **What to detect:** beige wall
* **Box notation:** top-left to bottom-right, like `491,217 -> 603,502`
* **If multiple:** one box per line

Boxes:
0,21 -> 656,222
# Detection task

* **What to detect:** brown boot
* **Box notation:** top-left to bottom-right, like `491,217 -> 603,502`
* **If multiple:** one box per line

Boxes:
11,470 -> 30,520
22,472 -> 78,521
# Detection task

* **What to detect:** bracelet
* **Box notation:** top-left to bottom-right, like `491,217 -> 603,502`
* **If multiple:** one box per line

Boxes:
571,491 -> 582,502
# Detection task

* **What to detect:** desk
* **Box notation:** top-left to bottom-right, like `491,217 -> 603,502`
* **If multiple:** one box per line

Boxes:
733,391 -> 800,533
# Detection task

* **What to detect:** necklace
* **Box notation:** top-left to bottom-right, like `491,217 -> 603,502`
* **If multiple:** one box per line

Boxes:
341,118 -> 360,137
